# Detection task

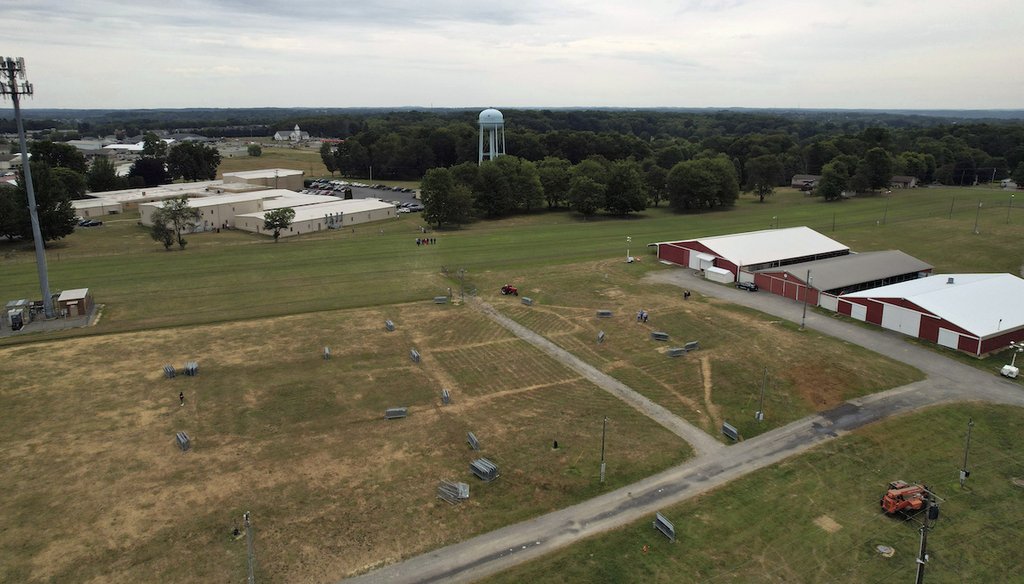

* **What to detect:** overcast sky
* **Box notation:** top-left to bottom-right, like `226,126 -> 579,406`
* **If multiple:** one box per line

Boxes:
7,0 -> 1023,110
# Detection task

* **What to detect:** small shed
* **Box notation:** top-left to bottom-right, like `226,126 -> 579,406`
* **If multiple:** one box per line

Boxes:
5,299 -> 30,329
56,288 -> 94,318
705,266 -> 734,283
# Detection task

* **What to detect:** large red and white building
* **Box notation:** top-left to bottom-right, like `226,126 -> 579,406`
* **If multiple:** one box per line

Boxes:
838,274 -> 1024,356
655,227 -> 850,279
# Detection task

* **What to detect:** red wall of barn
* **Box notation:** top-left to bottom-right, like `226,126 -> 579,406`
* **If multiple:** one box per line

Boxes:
980,328 -> 1024,355
918,315 -> 941,342
841,297 -> 884,324
658,244 -> 689,265
958,335 -> 980,354
717,259 -> 738,277
838,300 -> 853,316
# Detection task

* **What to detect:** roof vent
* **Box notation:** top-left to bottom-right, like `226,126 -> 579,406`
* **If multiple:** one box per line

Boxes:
947,277 -> 955,285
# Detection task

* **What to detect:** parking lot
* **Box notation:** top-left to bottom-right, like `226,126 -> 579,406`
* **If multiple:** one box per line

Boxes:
302,179 -> 421,210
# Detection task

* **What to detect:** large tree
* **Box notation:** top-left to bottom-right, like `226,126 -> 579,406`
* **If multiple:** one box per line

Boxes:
854,147 -> 894,191
604,159 -> 647,215
152,196 -> 200,250
29,141 -> 88,174
494,156 -> 543,212
474,159 -> 514,218
816,161 -> 850,201
421,168 -> 474,228
167,141 -> 222,181
127,157 -> 169,187
537,157 -> 571,208
644,164 -> 668,207
52,167 -> 88,201
666,156 -> 739,210
263,207 -> 295,242
142,132 -> 168,158
568,175 -> 604,218
1011,162 -> 1024,187
320,142 -> 339,176
87,157 -> 125,193
11,162 -> 78,243
0,184 -> 19,240
247,144 -> 262,157
744,154 -> 784,203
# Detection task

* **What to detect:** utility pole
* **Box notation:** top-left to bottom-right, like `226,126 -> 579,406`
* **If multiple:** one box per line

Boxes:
960,417 -> 974,488
600,416 -> 608,484
915,499 -> 940,584
799,270 -> 812,331
949,197 -> 955,220
973,201 -> 982,234
1008,194 -> 1015,224
755,367 -> 767,422
1,56 -> 55,318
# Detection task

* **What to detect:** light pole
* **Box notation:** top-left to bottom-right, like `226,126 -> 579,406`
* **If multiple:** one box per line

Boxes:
625,236 -> 631,262
959,417 -> 974,488
599,416 -> 608,484
1008,194 -> 1014,224
771,216 -> 777,229
799,270 -> 812,331
973,201 -> 983,234
1,56 -> 55,318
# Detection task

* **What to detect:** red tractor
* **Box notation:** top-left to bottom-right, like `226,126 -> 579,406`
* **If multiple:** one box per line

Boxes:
500,284 -> 519,296
880,480 -> 928,515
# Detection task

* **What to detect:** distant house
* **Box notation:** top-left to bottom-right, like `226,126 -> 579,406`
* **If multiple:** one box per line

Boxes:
791,174 -> 822,189
890,175 -> 918,189
274,125 -> 310,142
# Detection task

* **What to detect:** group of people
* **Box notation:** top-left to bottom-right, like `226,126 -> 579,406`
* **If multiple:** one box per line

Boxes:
636,309 -> 649,323
416,237 -> 436,246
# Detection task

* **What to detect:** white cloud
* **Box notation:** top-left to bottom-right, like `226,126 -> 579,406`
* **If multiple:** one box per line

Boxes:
5,0 -> 1023,109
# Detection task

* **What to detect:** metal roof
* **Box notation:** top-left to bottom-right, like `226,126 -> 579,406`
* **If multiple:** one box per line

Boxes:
141,192 -> 266,209
756,250 -> 933,292
223,168 -> 303,180
237,198 -> 394,223
57,288 -> 90,302
843,273 -> 1024,338
684,226 -> 849,266
263,193 -> 340,209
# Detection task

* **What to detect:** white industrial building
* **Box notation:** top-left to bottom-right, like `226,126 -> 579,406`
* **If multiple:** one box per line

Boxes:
223,168 -> 304,191
235,199 -> 396,238
139,192 -> 267,230
72,198 -> 124,218
839,273 -> 1024,356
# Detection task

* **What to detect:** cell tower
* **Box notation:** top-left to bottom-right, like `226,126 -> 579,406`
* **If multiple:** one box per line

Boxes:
478,108 -> 506,165
1,56 -> 55,318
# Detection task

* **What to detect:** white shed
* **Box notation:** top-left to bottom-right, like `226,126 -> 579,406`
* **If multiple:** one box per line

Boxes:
705,266 -> 734,283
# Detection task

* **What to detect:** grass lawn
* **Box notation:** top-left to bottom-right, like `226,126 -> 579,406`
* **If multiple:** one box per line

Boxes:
217,145 -> 330,178
0,304 -> 688,583
487,402 -> 1024,583
487,258 -> 922,440
2,185 -> 1020,343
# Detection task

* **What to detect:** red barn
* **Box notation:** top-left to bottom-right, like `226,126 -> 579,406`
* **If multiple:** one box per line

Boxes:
839,274 -> 1024,356
655,226 -> 849,282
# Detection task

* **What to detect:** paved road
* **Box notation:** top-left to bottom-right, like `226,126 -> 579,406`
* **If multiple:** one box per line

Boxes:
340,269 -> 1024,584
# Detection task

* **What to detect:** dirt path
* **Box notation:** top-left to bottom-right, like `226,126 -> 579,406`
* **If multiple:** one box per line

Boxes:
472,300 -> 725,458
699,356 -> 723,430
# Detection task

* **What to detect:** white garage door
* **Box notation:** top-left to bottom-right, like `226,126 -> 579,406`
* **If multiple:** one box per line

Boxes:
849,303 -> 868,321
881,305 -> 922,335
689,252 -> 715,270
819,294 -> 839,312
937,328 -> 960,349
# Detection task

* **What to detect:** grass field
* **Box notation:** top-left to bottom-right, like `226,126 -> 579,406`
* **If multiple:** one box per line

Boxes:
0,304 -> 689,583
0,181 -> 1020,582
489,258 -> 921,439
2,185 -> 1022,342
487,402 -> 1024,583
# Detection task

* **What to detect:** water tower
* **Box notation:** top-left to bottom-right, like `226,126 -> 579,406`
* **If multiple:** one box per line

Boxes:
478,108 -> 506,164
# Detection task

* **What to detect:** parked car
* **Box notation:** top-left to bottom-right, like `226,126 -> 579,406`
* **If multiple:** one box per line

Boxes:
735,281 -> 758,292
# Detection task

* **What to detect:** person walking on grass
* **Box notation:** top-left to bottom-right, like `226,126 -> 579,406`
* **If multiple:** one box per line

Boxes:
179,392 -> 185,407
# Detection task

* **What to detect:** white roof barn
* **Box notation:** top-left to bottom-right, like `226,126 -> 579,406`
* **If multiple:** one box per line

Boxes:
655,226 -> 850,278
840,273 -> 1024,356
